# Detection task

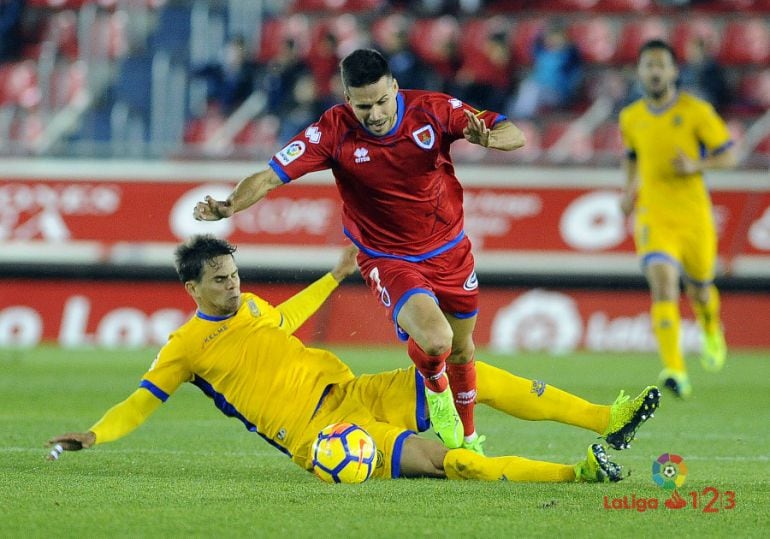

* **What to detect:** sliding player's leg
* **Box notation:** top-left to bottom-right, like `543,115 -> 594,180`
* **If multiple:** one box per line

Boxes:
399,435 -> 622,483
474,361 -> 659,449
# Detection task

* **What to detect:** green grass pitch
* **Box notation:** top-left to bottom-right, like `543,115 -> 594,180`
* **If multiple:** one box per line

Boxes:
1,346 -> 768,537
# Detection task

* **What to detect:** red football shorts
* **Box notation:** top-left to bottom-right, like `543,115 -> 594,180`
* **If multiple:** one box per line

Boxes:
357,236 -> 479,341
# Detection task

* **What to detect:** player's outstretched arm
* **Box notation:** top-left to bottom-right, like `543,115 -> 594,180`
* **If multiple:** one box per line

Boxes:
193,168 -> 283,221
277,245 -> 359,334
463,110 -> 525,151
46,388 -> 163,458
620,156 -> 639,216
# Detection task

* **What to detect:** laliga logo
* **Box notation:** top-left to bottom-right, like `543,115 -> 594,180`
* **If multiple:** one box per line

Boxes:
652,453 -> 688,491
490,289 -> 582,354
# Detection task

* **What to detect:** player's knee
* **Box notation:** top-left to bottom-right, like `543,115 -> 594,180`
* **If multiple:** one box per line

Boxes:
412,339 -> 450,362
416,328 -> 453,357
448,340 -> 475,364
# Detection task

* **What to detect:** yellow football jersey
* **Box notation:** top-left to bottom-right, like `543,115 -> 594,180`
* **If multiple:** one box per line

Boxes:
140,288 -> 355,458
619,92 -> 732,222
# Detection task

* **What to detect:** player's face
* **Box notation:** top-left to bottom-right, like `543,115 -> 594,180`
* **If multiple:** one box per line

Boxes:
345,76 -> 399,136
638,49 -> 678,101
186,255 -> 241,316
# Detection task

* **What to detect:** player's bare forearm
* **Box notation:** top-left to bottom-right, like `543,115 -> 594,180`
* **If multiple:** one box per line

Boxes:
487,121 -> 526,151
194,168 -> 282,221
228,168 -> 283,212
462,111 -> 524,150
621,157 -> 638,216
673,147 -> 737,176
701,148 -> 737,171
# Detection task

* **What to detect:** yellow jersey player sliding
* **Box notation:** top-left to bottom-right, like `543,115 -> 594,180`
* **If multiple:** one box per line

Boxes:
48,235 -> 659,482
620,39 -> 737,398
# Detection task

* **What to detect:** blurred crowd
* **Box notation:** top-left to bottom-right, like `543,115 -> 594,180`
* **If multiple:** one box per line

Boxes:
188,13 -> 737,147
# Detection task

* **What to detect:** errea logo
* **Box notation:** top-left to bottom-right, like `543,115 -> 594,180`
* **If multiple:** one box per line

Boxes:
354,147 -> 370,163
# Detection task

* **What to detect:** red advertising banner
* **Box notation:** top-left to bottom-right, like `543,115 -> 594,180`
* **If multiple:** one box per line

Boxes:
1,280 -> 767,350
2,166 -> 769,276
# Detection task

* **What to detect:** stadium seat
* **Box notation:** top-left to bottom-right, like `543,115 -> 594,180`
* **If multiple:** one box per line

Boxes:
0,61 -> 38,107
593,121 -> 624,155
593,0 -> 653,10
509,18 -> 547,66
671,17 -> 722,61
458,17 -> 509,59
738,69 -> 770,110
510,120 -> 542,162
568,17 -> 618,64
543,120 -> 594,163
408,16 -> 460,66
44,9 -> 79,60
288,0 -> 384,12
614,17 -> 669,64
756,132 -> 770,157
235,116 -> 279,148
719,19 -> 770,65
255,15 -> 311,62
310,13 -> 363,54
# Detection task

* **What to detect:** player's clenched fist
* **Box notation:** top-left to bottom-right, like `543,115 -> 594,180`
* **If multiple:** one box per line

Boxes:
193,196 -> 234,221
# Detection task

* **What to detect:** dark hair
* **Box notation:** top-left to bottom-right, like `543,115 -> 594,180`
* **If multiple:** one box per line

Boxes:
339,48 -> 392,89
174,234 -> 237,283
639,39 -> 677,63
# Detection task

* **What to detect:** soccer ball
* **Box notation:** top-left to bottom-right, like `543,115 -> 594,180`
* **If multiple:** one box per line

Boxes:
311,422 -> 377,484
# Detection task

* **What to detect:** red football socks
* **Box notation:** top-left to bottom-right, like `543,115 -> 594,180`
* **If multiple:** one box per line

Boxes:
408,338 -> 449,393
447,359 -> 477,437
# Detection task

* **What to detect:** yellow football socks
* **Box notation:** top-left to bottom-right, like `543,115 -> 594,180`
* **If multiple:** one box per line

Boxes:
651,300 -> 685,373
444,448 -> 575,482
692,285 -> 722,335
475,361 -> 609,434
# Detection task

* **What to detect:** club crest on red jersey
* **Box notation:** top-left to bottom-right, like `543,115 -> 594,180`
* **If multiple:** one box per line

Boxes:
412,125 -> 435,150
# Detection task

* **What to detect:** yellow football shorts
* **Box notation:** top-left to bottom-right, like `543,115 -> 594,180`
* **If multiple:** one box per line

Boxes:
291,366 -> 429,479
634,209 -> 717,284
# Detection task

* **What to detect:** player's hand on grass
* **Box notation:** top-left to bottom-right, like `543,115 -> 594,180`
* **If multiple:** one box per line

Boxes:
193,196 -> 234,221
46,431 -> 96,460
463,109 -> 491,148
331,245 -> 360,283
672,149 -> 701,176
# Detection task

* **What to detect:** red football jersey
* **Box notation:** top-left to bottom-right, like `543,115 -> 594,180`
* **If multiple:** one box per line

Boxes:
268,90 -> 505,260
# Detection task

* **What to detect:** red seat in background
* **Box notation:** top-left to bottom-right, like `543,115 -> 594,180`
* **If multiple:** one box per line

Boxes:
719,19 -> 770,65
614,17 -> 669,64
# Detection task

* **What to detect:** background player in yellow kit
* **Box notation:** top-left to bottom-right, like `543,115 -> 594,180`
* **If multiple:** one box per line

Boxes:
620,39 -> 737,398
47,235 -> 659,482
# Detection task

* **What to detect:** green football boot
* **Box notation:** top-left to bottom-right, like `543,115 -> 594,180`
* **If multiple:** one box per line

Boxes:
462,433 -> 486,455
658,369 -> 692,399
700,328 -> 727,372
425,381 -> 463,449
603,386 -> 660,450
574,444 -> 623,483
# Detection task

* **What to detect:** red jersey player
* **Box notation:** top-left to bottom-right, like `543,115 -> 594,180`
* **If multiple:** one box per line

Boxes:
194,49 -> 525,453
